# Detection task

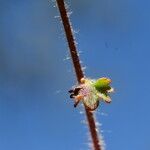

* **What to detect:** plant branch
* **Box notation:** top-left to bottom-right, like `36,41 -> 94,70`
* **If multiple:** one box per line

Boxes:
56,0 -> 102,150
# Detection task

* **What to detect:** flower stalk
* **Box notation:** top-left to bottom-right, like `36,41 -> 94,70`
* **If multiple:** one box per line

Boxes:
56,0 -> 102,149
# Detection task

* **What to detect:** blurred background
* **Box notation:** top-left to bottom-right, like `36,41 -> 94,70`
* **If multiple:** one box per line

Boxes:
0,0 -> 150,149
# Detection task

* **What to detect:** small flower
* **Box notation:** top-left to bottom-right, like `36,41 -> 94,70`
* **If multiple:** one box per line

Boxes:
69,77 -> 114,111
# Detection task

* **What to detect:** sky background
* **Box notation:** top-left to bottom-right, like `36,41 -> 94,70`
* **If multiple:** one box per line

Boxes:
0,0 -> 150,150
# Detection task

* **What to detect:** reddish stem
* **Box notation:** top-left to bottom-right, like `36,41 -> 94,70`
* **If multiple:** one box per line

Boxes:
56,0 -> 102,150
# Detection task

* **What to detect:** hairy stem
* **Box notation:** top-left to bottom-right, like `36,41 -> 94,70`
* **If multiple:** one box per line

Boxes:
56,0 -> 102,150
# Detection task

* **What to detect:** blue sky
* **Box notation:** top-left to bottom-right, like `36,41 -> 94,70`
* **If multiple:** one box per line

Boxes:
0,0 -> 150,150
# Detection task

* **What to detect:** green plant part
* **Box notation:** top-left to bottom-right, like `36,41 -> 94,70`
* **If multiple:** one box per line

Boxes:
69,77 -> 114,111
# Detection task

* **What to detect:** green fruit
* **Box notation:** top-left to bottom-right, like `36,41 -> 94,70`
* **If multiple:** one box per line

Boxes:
93,77 -> 111,92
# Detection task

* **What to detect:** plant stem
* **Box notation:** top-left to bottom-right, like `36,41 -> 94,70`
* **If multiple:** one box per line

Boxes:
56,0 -> 102,150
